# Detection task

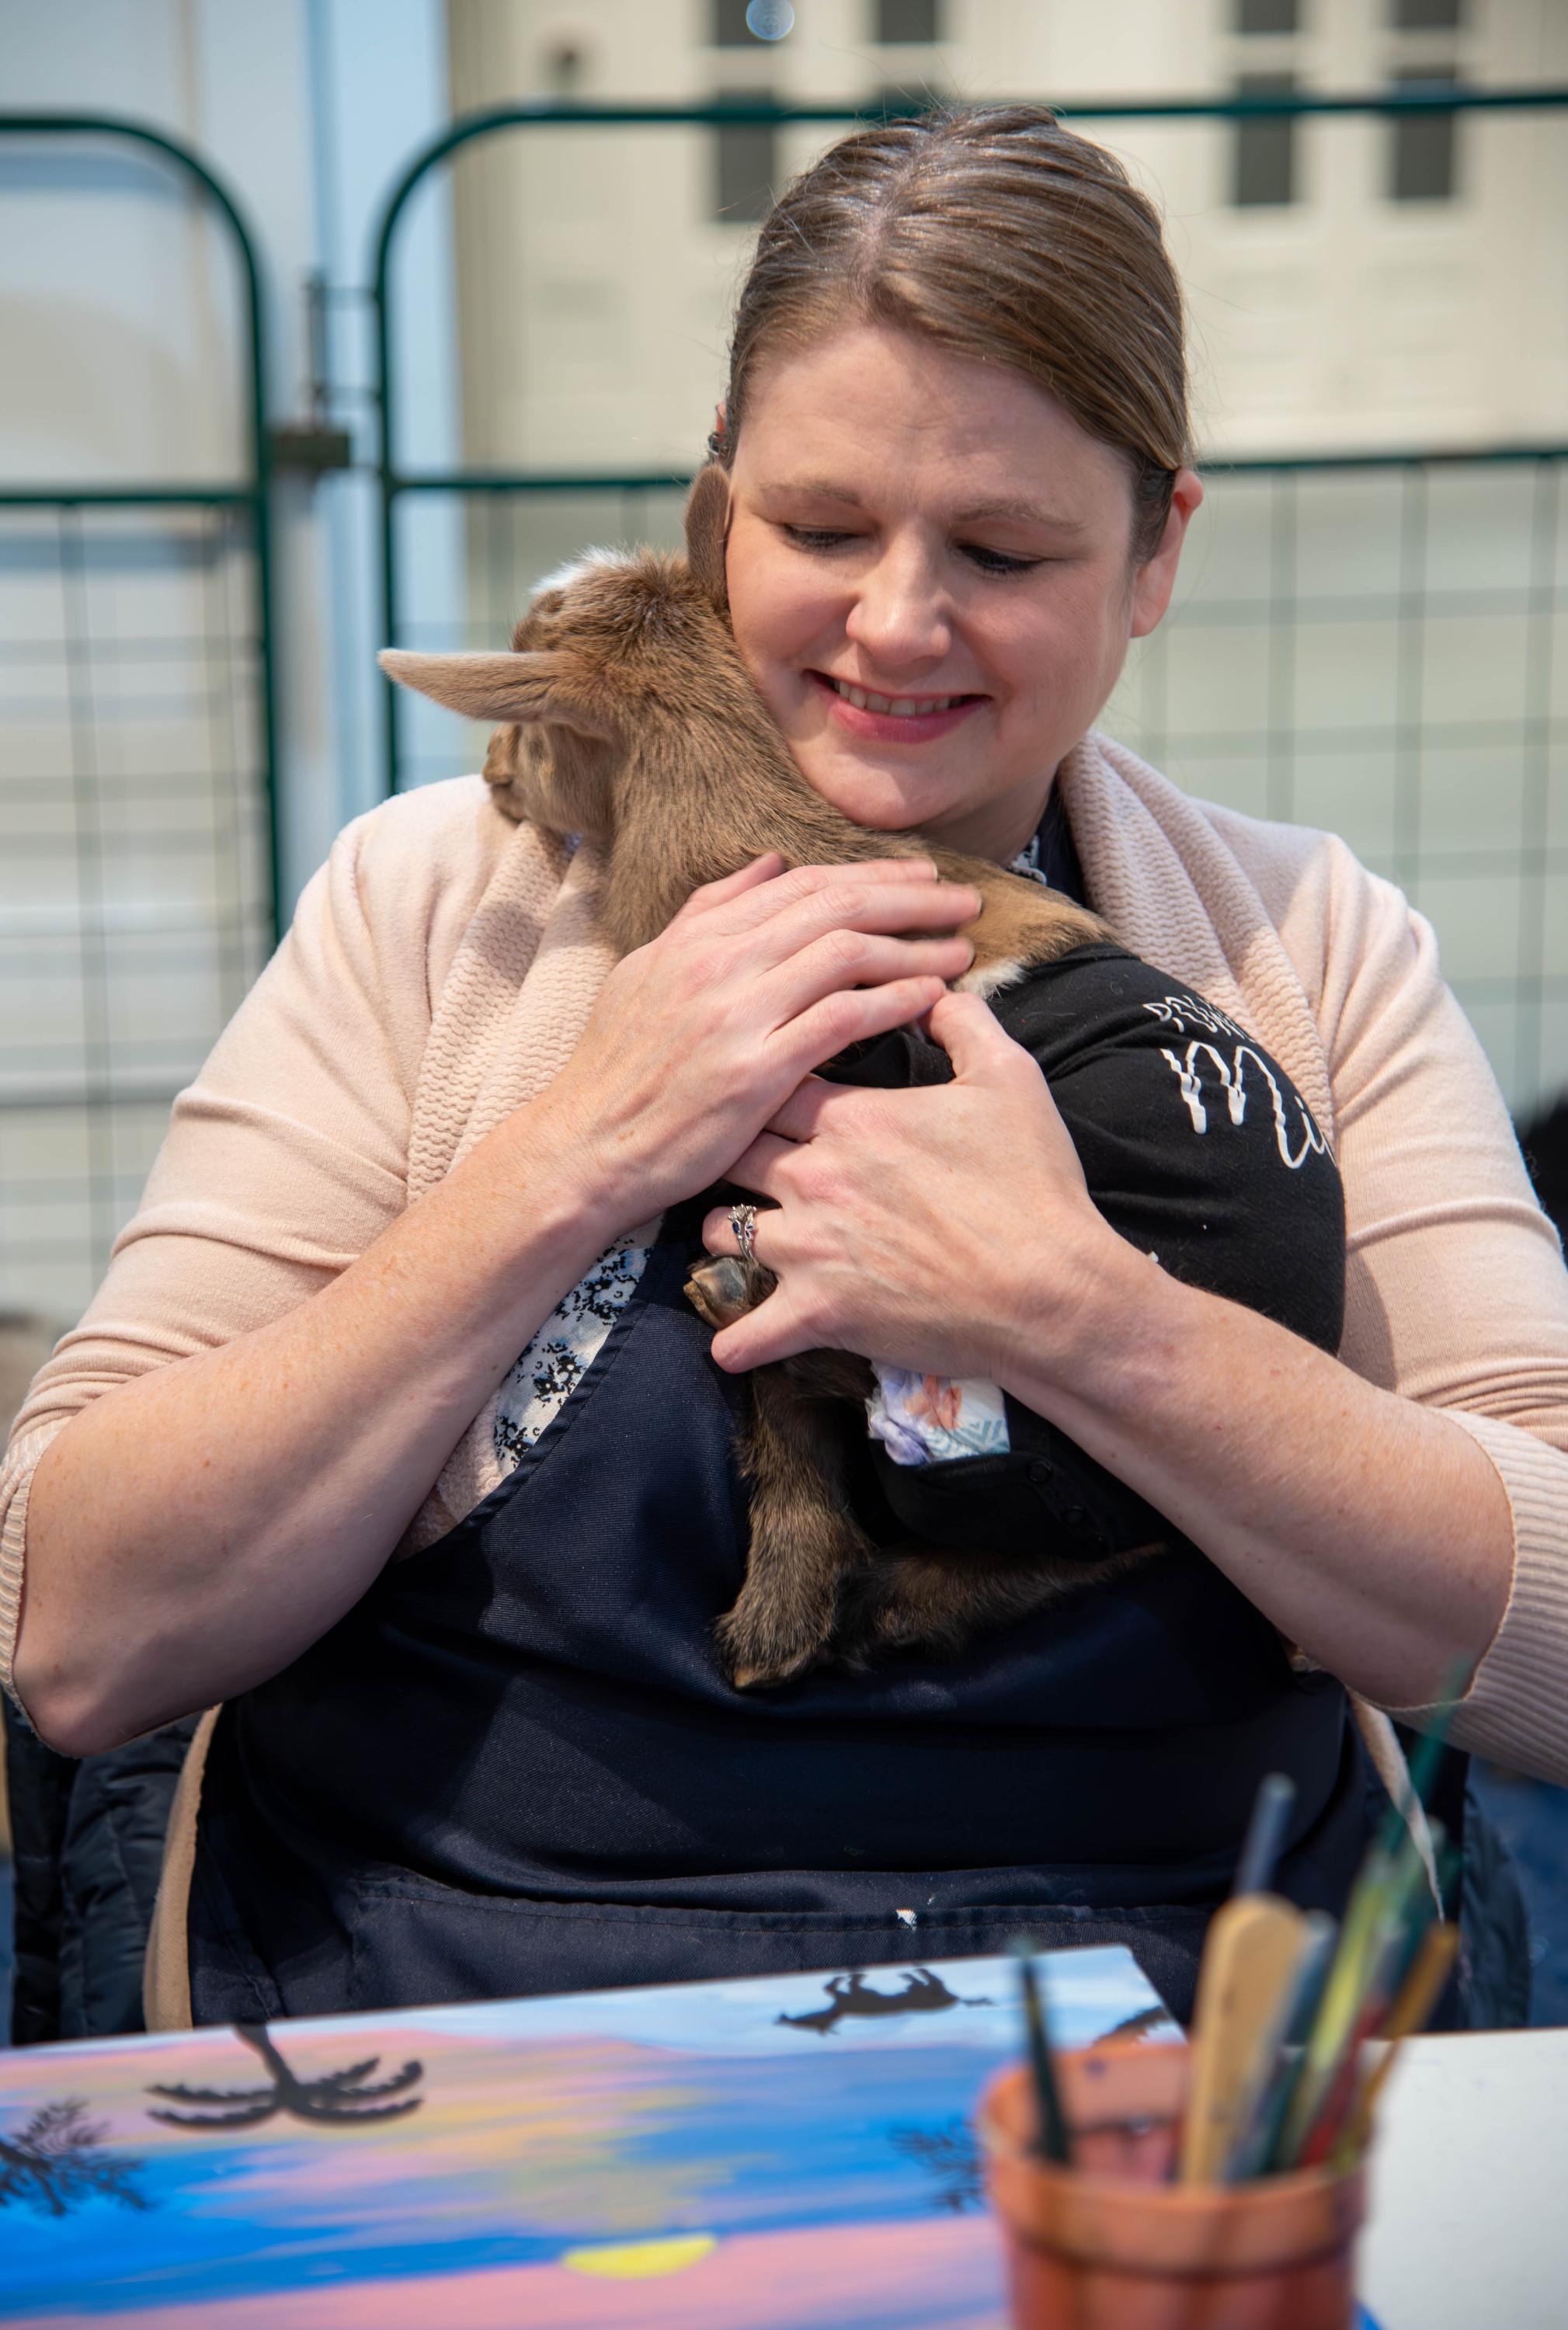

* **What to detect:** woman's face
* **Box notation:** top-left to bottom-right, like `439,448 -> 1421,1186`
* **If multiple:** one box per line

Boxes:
724,322 -> 1201,862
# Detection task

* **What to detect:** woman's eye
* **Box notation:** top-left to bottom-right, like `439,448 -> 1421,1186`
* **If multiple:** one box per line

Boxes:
782,525 -> 858,551
958,543 -> 1045,576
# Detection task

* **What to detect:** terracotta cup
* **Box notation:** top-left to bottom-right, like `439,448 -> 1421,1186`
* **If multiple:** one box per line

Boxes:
978,2044 -> 1366,2330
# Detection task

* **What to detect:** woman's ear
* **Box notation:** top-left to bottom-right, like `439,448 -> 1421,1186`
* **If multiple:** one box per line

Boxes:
377,648 -> 617,741
683,463 -> 732,615
1129,469 -> 1205,640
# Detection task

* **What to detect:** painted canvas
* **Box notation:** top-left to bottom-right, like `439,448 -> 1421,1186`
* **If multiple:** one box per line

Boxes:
0,1946 -> 1177,2328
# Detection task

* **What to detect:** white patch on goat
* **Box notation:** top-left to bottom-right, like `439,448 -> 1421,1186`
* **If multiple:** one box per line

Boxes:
956,957 -> 1027,1000
530,545 -> 628,599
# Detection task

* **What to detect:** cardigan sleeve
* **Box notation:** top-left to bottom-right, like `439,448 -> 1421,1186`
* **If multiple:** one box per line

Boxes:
0,779 -> 509,1703
1311,838 -> 1568,1777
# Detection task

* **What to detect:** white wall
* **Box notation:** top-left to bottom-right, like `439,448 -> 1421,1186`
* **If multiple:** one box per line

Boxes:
444,0 -> 1568,470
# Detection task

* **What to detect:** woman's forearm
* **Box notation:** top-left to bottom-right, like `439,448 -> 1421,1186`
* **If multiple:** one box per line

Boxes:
17,854 -> 974,1756
992,1235 -> 1514,1709
15,1097 -> 633,1755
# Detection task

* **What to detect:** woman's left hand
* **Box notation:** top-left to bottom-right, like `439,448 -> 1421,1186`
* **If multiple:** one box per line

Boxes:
700,989 -> 1114,1379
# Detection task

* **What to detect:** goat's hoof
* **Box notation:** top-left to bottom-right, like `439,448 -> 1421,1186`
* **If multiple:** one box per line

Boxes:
727,1645 -> 819,1692
684,1255 -> 753,1330
716,1603 -> 826,1692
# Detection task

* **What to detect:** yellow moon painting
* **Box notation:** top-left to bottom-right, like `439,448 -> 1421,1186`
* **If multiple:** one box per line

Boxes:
560,2234 -> 719,2279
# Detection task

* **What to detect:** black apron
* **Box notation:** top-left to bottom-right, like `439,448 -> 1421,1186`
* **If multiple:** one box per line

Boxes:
189,1188 -> 1373,2031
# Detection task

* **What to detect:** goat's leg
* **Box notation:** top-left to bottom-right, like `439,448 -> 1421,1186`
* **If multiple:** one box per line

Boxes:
928,852 -> 1111,1000
685,1255 -> 881,1690
833,1539 -> 1166,1668
716,1366 -> 877,1690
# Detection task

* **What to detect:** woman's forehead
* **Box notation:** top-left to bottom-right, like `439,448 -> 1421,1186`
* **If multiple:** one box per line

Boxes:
732,322 -> 1133,515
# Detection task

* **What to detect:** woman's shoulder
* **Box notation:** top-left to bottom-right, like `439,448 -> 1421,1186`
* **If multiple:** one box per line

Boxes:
330,774 -> 516,908
1184,792 -> 1423,1001
1080,732 -> 1415,990
307,776 -> 537,1000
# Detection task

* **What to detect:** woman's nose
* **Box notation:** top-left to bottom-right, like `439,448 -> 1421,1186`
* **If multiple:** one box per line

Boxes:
843,544 -> 953,671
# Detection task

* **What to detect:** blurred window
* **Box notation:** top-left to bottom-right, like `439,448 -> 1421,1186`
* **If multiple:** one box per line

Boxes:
1390,64 -> 1459,200
1391,0 -> 1462,27
713,89 -> 777,222
874,0 -> 941,40
1232,72 -> 1299,207
1235,0 -> 1300,31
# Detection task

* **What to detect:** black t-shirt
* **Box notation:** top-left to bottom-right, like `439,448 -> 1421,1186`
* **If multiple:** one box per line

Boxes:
822,937 -> 1346,1567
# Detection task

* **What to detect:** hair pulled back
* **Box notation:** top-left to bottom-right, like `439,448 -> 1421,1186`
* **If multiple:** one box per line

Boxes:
715,104 -> 1191,562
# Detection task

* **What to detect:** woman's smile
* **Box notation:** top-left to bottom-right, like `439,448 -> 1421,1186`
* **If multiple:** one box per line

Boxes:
808,669 -> 988,743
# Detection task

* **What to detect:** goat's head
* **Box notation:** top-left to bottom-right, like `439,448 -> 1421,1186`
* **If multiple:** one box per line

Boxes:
379,464 -> 737,837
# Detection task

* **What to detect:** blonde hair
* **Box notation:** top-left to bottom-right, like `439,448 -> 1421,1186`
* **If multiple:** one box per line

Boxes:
716,104 -> 1190,561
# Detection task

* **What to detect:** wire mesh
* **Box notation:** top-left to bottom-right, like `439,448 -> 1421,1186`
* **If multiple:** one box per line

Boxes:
1108,454 -> 1566,1119
386,452 -> 1566,1125
372,92 -> 1568,1128
0,116 -> 275,1334
0,498 -> 271,1321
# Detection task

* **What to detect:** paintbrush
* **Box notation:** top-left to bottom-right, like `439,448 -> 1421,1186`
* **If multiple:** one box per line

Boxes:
1013,1945 -> 1073,2166
1180,1775 -> 1303,2185
1271,1674 -> 1468,2170
1221,1910 -> 1337,2183
1330,1922 -> 1461,2168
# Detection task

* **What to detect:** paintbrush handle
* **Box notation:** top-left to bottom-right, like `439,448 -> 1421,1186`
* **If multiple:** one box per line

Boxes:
1017,1956 -> 1073,2166
1333,1924 -> 1460,2166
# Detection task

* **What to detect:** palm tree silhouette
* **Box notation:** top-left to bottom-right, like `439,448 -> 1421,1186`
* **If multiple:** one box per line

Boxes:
148,2022 -> 423,2130
888,2116 -> 982,2214
0,2099 -> 147,2217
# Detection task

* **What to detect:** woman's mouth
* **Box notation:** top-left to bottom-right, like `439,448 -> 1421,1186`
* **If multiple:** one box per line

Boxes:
809,670 -> 986,742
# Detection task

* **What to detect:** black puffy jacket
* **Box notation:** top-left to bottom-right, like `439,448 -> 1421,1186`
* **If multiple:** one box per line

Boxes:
5,1700 -> 197,2043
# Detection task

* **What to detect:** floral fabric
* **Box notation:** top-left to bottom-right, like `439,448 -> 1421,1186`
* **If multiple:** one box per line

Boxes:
494,1233 -> 652,1469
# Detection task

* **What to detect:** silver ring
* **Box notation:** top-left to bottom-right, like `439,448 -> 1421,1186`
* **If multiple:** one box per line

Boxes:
729,1202 -> 758,1265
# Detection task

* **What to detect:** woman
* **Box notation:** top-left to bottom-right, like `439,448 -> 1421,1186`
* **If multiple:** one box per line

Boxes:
6,108 -> 1566,2029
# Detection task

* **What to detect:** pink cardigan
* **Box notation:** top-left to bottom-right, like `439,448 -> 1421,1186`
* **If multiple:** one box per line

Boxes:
6,733 -> 1568,1793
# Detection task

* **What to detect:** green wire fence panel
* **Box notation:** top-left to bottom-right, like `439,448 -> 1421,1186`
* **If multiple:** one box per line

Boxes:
0,120 -> 277,1327
372,93 -> 1567,1125
1109,453 -> 1566,1118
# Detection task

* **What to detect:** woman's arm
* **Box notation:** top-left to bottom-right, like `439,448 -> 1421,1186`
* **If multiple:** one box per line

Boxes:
15,847 -> 978,1756
701,984 -> 1517,1716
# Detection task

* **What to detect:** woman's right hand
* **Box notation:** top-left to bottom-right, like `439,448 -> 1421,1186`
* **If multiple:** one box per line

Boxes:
531,852 -> 979,1229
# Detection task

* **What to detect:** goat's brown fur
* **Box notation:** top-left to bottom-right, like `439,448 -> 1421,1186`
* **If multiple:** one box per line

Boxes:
381,468 -> 1146,1690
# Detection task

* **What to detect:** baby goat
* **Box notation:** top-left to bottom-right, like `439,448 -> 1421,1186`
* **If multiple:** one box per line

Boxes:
381,468 -> 1343,1691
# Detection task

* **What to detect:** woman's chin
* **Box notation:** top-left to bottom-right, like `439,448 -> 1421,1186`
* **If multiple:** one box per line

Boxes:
792,749 -> 965,836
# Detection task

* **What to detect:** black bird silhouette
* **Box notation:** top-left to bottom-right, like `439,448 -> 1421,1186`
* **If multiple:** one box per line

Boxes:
776,1966 -> 993,2036
147,2022 -> 423,2130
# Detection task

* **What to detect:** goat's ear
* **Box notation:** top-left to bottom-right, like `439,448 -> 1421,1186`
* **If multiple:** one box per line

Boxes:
683,464 -> 731,614
377,649 -> 616,740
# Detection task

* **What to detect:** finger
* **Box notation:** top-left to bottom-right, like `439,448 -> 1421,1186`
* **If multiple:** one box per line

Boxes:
710,1286 -> 815,1374
924,987 -> 1034,1083
779,974 -> 948,1076
714,861 -> 964,943
760,927 -> 974,1022
764,1074 -> 843,1142
669,852 -> 785,923
731,882 -> 983,991
716,1132 -> 801,1204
